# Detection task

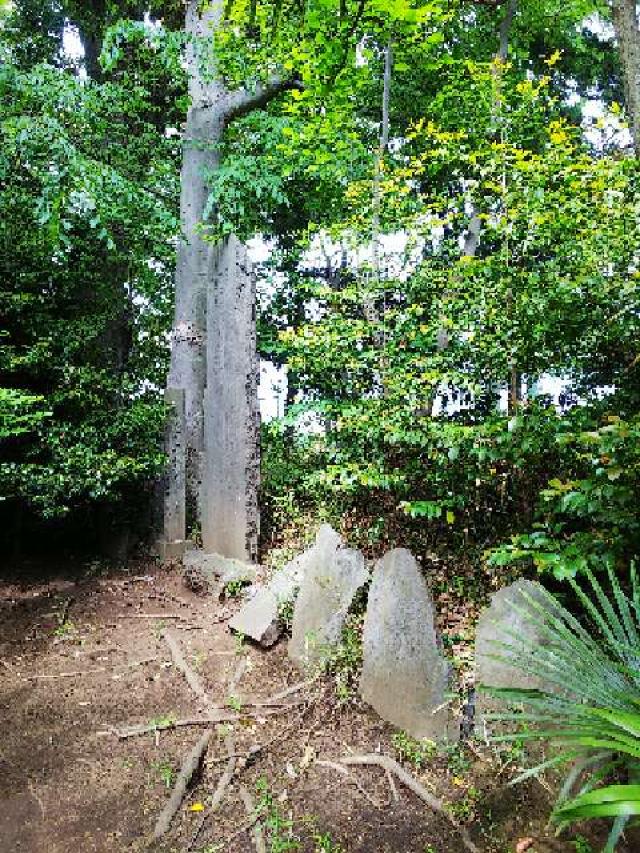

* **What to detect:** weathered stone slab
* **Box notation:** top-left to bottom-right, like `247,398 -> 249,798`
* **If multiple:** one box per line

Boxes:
229,525 -> 340,647
360,548 -> 452,742
475,578 -> 555,730
183,549 -> 257,594
228,588 -> 281,646
163,388 -> 186,545
289,546 -> 368,670
201,237 -> 260,563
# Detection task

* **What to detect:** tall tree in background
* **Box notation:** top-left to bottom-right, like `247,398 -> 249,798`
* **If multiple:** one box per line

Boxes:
611,0 -> 640,153
0,0 -> 180,555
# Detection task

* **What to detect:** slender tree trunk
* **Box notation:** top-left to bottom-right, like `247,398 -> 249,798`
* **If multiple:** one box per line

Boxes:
370,40 -> 393,303
437,0 -> 518,417
79,29 -> 102,81
611,0 -> 640,155
365,41 -> 393,336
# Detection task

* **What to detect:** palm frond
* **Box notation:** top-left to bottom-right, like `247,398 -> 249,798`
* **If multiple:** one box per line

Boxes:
479,567 -> 640,850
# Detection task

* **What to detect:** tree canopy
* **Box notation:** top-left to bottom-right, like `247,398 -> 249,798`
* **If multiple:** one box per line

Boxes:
0,0 -> 638,575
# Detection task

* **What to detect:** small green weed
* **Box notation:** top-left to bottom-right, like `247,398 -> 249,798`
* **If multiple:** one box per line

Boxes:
392,731 -> 437,768
227,695 -> 243,712
323,613 -> 363,702
277,595 -> 296,634
191,650 -> 205,671
148,713 -> 176,731
442,742 -> 472,775
313,832 -> 345,852
573,837 -> 593,853
224,579 -> 245,598
52,620 -> 76,638
446,786 -> 479,822
255,778 -> 301,852
152,760 -> 175,789
153,619 -> 167,638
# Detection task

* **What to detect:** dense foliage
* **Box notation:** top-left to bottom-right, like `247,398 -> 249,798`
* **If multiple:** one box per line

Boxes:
1,0 -> 638,578
0,2 -> 179,538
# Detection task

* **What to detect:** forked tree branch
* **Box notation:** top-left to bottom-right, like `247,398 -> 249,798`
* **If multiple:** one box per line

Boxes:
225,75 -> 304,123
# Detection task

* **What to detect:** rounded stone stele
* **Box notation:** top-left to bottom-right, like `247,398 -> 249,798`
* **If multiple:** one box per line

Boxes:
360,548 -> 453,742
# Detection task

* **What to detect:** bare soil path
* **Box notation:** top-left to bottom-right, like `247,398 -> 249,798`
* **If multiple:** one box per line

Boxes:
1,561 -> 634,853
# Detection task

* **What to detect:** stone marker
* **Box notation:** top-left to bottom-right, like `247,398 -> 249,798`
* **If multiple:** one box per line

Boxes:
475,578 -> 555,729
159,387 -> 190,563
360,548 -> 452,742
229,525 -> 340,647
183,550 -> 258,595
289,545 -> 368,670
201,237 -> 260,563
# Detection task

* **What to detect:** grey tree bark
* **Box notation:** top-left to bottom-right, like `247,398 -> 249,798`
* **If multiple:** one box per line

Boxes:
164,1 -> 298,560
611,0 -> 640,155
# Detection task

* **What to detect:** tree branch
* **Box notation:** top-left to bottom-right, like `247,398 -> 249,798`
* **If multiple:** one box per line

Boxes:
225,75 -> 304,123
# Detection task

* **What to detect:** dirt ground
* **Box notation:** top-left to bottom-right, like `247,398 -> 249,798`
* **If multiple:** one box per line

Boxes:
0,559 -> 636,853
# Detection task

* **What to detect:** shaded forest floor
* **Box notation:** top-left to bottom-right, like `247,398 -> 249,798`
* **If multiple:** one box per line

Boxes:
0,560 -> 635,853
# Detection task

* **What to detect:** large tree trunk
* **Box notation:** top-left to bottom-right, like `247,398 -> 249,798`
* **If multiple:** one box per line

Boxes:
202,237 -> 260,561
611,0 -> 640,155
165,0 -> 286,560
167,2 -> 227,528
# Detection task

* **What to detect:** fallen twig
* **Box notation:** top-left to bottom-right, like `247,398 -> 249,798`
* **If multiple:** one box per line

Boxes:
116,613 -> 186,620
153,730 -> 211,839
25,656 -> 157,681
239,784 -> 266,853
164,629 -> 211,706
227,656 -> 248,699
107,699 -> 307,739
265,678 -> 317,703
332,753 -> 480,853
385,766 -> 400,802
108,714 -> 237,739
187,732 -> 237,852
223,813 -> 262,846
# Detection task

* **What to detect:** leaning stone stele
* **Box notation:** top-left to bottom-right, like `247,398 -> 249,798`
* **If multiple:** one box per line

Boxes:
360,548 -> 453,742
229,525 -> 340,647
288,538 -> 368,670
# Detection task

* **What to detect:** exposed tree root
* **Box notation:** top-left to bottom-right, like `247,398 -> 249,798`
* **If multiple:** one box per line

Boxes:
110,702 -> 304,739
316,760 -> 389,808
164,629 -> 211,706
26,656 -> 157,681
153,729 -> 211,839
187,733 -> 237,852
328,753 -> 481,853
239,784 -> 266,853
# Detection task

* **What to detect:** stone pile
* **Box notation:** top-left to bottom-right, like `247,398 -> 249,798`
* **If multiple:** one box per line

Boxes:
195,521 -> 556,744
183,550 -> 257,596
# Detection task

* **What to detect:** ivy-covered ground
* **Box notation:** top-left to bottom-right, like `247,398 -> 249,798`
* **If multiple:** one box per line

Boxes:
1,556 -> 635,853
